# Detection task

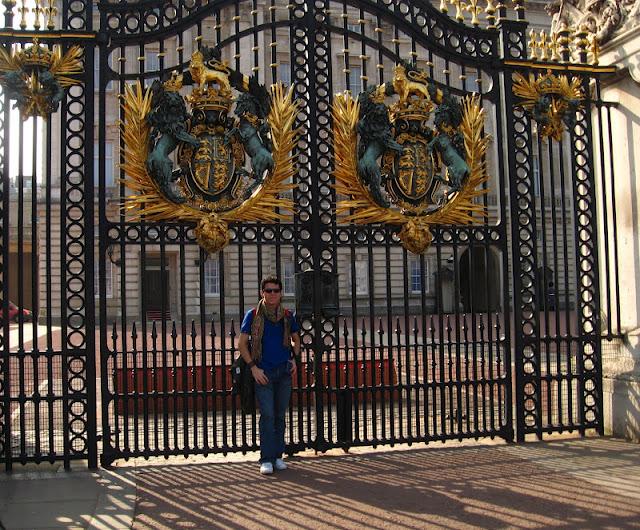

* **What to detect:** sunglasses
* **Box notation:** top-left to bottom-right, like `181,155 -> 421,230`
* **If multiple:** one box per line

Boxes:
263,288 -> 281,294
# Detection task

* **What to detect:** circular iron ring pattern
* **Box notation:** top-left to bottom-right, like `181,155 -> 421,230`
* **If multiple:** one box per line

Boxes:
99,0 -> 497,63
64,75 -> 91,457
570,96 -> 600,428
510,99 -> 541,431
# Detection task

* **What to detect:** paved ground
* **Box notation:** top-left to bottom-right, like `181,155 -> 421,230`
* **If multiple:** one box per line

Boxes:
0,436 -> 639,529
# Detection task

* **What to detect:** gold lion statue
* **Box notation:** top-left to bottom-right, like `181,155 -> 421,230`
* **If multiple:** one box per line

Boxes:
392,64 -> 432,104
189,50 -> 232,94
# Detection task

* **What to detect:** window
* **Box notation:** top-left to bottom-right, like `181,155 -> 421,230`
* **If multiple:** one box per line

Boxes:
532,155 -> 540,197
94,142 -> 114,187
95,258 -> 113,298
203,258 -> 220,296
144,53 -> 160,86
283,259 -> 295,295
410,257 -> 429,294
348,259 -> 369,295
347,22 -> 362,34
348,65 -> 362,95
94,53 -> 114,91
278,62 -> 291,86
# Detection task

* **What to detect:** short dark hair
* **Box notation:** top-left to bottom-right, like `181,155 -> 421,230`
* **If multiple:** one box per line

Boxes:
261,276 -> 282,291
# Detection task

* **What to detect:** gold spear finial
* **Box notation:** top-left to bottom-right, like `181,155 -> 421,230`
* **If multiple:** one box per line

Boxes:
550,31 -> 560,62
32,0 -> 43,30
450,0 -> 466,22
464,0 -> 482,26
45,0 -> 57,31
18,0 -> 28,29
589,33 -> 600,65
528,29 -> 539,60
539,30 -> 550,61
485,0 -> 497,29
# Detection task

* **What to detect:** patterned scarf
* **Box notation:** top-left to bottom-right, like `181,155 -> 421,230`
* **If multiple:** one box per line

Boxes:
250,299 -> 291,362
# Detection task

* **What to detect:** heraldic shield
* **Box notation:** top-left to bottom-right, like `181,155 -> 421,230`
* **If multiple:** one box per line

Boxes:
121,45 -> 301,253
332,60 -> 490,254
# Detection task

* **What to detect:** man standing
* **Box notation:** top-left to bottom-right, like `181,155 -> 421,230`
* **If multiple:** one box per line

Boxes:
239,276 -> 301,475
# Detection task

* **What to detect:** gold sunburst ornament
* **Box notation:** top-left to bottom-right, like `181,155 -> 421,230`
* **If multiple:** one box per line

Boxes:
121,46 -> 301,253
0,38 -> 83,118
512,70 -> 584,140
332,61 -> 490,254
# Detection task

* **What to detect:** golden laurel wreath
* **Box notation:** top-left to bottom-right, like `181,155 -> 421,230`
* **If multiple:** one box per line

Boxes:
120,81 -> 300,253
512,71 -> 584,141
332,92 -> 490,254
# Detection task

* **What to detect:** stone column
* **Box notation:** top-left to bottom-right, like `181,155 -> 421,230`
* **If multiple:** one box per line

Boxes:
597,26 -> 640,442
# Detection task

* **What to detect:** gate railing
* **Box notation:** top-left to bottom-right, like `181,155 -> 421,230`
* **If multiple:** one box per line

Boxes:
0,0 -> 622,468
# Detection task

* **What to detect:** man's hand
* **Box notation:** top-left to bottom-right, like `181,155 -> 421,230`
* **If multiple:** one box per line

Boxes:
289,359 -> 297,378
251,365 -> 269,385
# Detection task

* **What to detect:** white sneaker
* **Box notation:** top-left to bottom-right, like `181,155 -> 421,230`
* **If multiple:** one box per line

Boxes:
260,462 -> 274,475
274,458 -> 287,471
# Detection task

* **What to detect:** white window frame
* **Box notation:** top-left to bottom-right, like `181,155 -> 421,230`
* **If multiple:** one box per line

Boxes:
348,258 -> 369,296
282,258 -> 295,296
94,53 -> 115,91
203,257 -> 220,296
410,256 -> 430,294
278,62 -> 291,86
95,257 -> 114,298
348,65 -> 362,95
532,154 -> 541,197
347,22 -> 362,34
144,52 -> 160,86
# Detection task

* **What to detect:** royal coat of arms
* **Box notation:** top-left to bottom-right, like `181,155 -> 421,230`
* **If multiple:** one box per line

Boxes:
0,38 -> 83,118
333,61 -> 490,253
121,46 -> 300,253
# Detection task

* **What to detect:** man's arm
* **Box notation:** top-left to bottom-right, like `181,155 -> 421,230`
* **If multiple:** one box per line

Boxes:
289,332 -> 301,377
291,332 -> 301,359
239,332 -> 268,385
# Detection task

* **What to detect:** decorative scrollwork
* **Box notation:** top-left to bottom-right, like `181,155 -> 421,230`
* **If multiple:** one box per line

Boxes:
121,46 -> 301,253
332,61 -> 490,254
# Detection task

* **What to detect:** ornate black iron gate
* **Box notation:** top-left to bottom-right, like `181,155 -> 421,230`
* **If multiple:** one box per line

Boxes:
0,0 -> 616,469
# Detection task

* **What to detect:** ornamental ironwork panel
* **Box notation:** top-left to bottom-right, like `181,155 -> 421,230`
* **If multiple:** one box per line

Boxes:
0,0 -> 617,468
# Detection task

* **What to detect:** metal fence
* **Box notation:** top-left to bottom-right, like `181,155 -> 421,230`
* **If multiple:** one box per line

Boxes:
0,0 -> 621,469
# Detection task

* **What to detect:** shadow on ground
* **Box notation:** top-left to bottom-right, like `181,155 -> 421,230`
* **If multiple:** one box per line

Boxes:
123,438 -> 640,530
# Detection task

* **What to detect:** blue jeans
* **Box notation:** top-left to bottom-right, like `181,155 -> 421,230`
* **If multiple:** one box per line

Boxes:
254,362 -> 292,464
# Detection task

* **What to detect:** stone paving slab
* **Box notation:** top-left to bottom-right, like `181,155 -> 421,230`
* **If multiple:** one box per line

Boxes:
128,437 -> 640,530
0,468 -> 135,530
0,436 -> 639,530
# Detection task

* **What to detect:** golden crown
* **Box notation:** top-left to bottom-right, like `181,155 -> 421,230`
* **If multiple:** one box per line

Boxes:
390,97 -> 434,122
163,71 -> 183,92
187,86 -> 233,112
17,40 -> 54,69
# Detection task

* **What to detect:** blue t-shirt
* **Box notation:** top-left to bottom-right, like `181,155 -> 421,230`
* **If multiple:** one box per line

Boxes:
241,309 -> 300,371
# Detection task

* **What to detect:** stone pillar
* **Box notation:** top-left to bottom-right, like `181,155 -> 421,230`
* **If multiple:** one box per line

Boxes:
597,27 -> 640,442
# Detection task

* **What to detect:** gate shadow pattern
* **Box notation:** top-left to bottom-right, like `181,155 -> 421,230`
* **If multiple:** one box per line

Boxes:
128,438 -> 640,530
